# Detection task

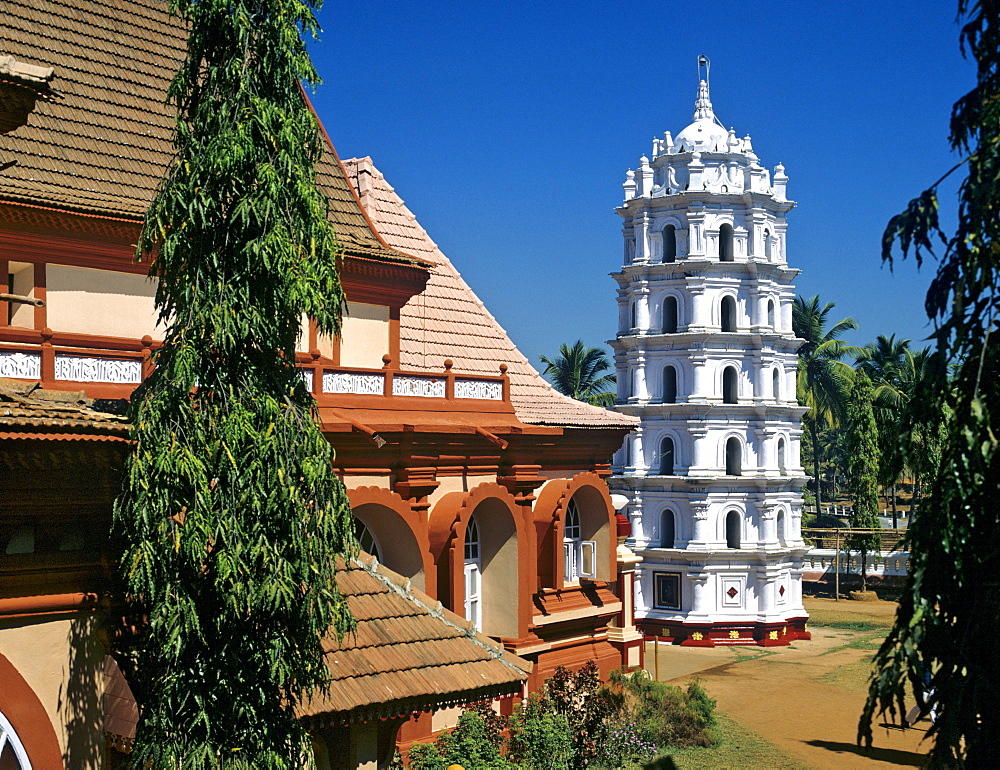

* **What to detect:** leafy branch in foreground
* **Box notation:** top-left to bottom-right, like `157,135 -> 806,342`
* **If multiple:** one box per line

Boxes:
861,1 -> 1000,764
115,1 -> 355,767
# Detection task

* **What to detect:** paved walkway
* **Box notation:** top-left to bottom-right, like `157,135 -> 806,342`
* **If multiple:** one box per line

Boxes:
648,597 -> 931,768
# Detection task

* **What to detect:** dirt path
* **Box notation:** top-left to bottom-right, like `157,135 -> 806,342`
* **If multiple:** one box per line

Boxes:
647,597 -> 932,768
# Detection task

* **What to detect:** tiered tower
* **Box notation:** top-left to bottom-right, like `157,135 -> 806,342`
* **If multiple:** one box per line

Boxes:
609,61 -> 810,646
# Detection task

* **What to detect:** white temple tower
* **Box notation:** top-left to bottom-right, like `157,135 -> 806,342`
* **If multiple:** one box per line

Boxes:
609,60 -> 811,646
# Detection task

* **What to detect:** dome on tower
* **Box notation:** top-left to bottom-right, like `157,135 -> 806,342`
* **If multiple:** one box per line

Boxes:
673,79 -> 731,153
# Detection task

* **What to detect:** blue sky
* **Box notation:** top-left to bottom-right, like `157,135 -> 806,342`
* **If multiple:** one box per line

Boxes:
310,1 -> 974,370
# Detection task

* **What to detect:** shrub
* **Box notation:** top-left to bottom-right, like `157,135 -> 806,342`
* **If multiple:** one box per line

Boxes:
407,710 -> 512,770
592,718 -> 658,768
507,692 -> 574,770
606,669 -> 717,749
544,661 -> 617,765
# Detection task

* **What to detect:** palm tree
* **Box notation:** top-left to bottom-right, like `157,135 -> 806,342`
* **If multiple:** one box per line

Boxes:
540,341 -> 617,407
793,295 -> 862,519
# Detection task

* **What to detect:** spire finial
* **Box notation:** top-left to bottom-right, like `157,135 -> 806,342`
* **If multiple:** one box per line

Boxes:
693,54 -> 714,121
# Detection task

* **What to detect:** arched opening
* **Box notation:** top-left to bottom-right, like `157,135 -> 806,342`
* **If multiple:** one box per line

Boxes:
660,510 -> 676,549
772,367 -> 781,400
467,498 -> 518,637
662,365 -> 677,403
764,228 -> 772,259
662,225 -> 677,263
630,301 -> 638,330
719,223 -> 734,261
464,517 -> 482,631
777,437 -> 787,473
659,437 -> 675,476
777,510 -> 787,545
725,437 -> 742,476
563,487 -> 612,583
767,299 -> 776,328
720,296 -> 736,332
0,710 -> 30,769
353,503 -> 425,590
722,366 -> 738,404
726,511 -> 741,549
662,296 -> 678,333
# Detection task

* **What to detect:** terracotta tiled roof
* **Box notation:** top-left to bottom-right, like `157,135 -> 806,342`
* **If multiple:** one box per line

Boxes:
0,378 -> 128,439
343,158 -> 637,430
302,554 -> 531,726
0,0 -> 419,267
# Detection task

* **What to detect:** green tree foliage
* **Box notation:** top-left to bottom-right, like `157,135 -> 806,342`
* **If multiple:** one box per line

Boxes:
861,2 -> 1000,763
540,340 -> 617,406
507,694 -> 575,770
408,711 -> 513,770
844,372 -> 881,593
115,1 -> 355,766
605,669 -> 717,749
543,660 -> 617,765
792,295 -> 861,518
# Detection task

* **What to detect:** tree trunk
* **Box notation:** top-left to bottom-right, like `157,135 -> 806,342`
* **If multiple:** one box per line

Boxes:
860,547 -> 868,593
811,419 -> 822,520
891,483 -> 899,529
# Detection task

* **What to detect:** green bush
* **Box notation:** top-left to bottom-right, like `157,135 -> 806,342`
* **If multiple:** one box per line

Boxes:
407,710 -> 512,770
607,669 -> 717,749
507,693 -> 574,770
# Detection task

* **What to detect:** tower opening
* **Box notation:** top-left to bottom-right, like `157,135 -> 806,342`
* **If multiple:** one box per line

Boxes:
721,296 -> 736,332
772,367 -> 781,400
663,296 -> 678,333
659,437 -> 675,476
662,365 -> 677,403
719,223 -> 734,261
725,437 -> 742,476
777,437 -> 787,473
661,510 -> 676,548
764,228 -> 772,259
725,510 -> 741,549
663,225 -> 677,262
768,298 -> 776,328
722,366 -> 738,404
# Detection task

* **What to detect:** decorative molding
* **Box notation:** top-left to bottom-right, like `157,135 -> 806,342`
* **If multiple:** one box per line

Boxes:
392,376 -> 444,398
323,371 -> 385,396
54,355 -> 142,383
454,379 -> 503,400
0,351 -> 40,379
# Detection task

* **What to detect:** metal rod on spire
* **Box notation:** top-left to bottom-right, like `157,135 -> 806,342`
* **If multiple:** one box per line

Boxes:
698,55 -> 710,88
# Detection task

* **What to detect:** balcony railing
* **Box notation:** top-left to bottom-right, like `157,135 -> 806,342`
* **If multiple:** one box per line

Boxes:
0,328 -> 511,406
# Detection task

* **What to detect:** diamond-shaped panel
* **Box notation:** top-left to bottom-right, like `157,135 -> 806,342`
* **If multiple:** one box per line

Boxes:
779,585 -> 786,596
726,587 -> 738,599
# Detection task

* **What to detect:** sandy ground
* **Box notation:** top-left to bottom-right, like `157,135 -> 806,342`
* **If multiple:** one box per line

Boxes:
647,596 -> 931,768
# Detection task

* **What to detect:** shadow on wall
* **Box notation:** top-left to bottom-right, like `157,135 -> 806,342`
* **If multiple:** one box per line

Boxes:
59,611 -> 106,767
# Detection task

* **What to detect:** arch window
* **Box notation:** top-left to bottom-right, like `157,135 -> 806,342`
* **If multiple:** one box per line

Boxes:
563,499 -> 596,583
659,437 -> 675,476
662,225 -> 677,263
0,711 -> 30,769
464,517 -> 482,631
726,511 -> 741,549
630,302 -> 638,330
720,296 -> 736,332
719,223 -> 734,261
662,296 -> 678,333
767,299 -> 776,328
772,367 -> 781,400
764,228 -> 772,259
662,365 -> 677,403
722,366 -> 738,404
660,510 -> 676,549
725,437 -> 742,476
354,518 -> 381,562
777,510 -> 787,545
777,437 -> 787,473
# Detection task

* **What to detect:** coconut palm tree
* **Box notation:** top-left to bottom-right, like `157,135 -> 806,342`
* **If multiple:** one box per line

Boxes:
793,295 -> 862,519
540,341 -> 617,407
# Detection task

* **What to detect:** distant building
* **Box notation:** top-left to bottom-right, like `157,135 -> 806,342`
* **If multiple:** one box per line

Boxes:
610,63 -> 811,646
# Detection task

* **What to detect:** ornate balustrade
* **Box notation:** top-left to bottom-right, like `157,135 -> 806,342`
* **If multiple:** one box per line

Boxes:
0,329 -> 510,405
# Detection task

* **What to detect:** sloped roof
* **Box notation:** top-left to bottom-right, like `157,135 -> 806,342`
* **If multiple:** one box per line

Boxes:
0,378 -> 128,440
0,0 -> 418,266
343,158 -> 637,430
302,554 -> 531,726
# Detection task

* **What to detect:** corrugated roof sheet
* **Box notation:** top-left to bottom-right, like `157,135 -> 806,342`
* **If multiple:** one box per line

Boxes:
0,0 -> 418,267
302,554 -> 530,724
342,157 -> 637,430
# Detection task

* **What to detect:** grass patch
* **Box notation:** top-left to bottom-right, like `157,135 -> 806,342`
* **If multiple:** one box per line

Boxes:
646,712 -> 807,769
819,658 -> 877,695
808,618 -> 890,633
820,634 -> 886,656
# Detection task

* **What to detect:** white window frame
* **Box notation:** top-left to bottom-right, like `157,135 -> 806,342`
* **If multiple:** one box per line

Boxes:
0,710 -> 31,769
464,518 -> 482,631
563,500 -> 596,583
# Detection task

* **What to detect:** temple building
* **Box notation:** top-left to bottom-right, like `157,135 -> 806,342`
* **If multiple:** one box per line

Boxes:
0,1 -> 637,767
609,61 -> 811,646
